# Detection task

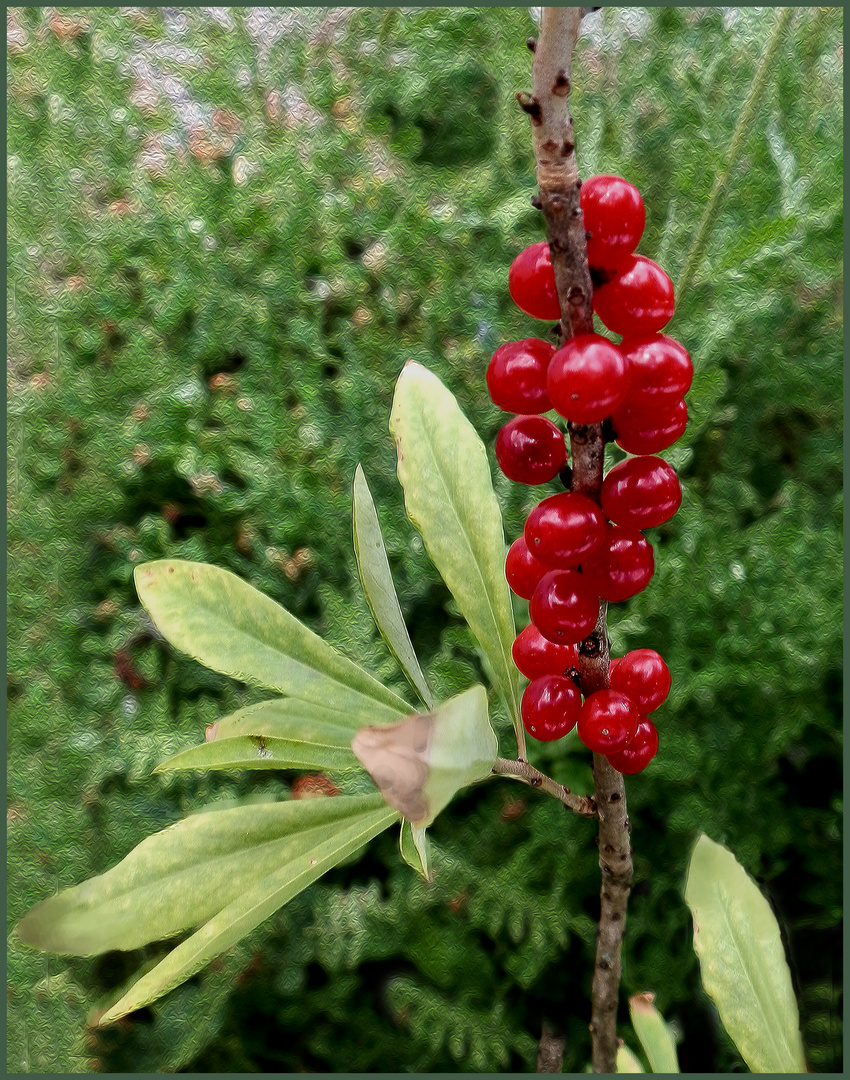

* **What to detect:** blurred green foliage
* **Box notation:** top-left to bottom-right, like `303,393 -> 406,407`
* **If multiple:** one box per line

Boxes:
8,6 -> 841,1073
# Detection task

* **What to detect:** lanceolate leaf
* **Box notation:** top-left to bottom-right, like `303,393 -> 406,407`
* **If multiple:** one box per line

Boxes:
15,795 -> 391,958
97,800 -> 398,1023
211,697 -> 381,741
629,993 -> 680,1073
399,820 -> 431,880
135,560 -> 410,723
154,734 -> 358,774
684,834 -> 806,1074
352,464 -> 435,708
615,1045 -> 646,1073
389,363 -> 520,740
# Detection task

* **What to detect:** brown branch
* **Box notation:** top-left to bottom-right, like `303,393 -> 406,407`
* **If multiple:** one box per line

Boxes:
492,756 -> 595,818
589,754 -> 632,1071
528,7 -> 594,341
524,8 -> 633,1072
537,1021 -> 566,1073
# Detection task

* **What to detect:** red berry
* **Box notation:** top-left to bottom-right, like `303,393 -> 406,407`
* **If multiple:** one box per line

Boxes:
521,674 -> 582,741
593,255 -> 675,336
505,536 -> 550,600
512,624 -> 580,681
601,455 -> 682,529
487,338 -> 555,414
495,415 -> 567,485
609,649 -> 671,713
581,524 -> 654,602
606,717 -> 659,774
577,689 -> 640,753
529,568 -> 599,645
619,334 -> 693,408
547,334 -> 630,423
524,492 -> 607,568
508,241 -> 560,321
580,174 -> 646,269
611,398 -> 688,456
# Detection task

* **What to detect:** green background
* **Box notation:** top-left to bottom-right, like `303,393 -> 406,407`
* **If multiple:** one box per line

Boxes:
8,6 -> 841,1072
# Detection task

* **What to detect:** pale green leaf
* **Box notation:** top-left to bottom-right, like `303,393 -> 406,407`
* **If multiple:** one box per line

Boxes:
684,834 -> 806,1073
97,801 -> 398,1023
352,684 -> 497,827
134,560 -> 410,723
15,795 -> 389,957
154,734 -> 359,773
210,697 -> 381,741
399,820 -> 431,880
616,1044 -> 646,1073
353,464 -> 435,708
389,362 -> 520,745
629,993 -> 679,1073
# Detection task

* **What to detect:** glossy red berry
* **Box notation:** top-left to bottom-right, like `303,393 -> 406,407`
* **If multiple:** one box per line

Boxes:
547,334 -> 630,423
529,568 -> 599,646
521,674 -> 582,742
593,255 -> 675,336
606,717 -> 659,774
611,397 -> 688,456
601,455 -> 682,530
580,174 -> 645,269
609,649 -> 671,713
524,492 -> 607,568
618,334 -> 693,408
512,625 -> 580,681
508,241 -> 560,321
495,415 -> 567,485
487,338 -> 555,414
581,524 -> 654,602
505,536 -> 550,600
577,689 -> 640,753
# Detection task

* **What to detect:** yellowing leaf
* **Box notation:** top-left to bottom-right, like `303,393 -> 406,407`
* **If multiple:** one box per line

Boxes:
389,363 -> 521,749
353,464 -> 435,708
685,834 -> 806,1073
135,560 -> 411,723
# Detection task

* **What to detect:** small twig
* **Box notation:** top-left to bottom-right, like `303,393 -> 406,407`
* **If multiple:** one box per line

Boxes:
676,6 -> 794,301
537,1020 -> 567,1073
492,757 -> 596,818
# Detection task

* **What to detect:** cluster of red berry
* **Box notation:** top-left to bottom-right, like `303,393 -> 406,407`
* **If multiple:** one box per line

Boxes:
489,175 -> 690,774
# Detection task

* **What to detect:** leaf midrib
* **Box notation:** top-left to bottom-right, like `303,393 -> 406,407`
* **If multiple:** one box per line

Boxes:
352,469 -> 434,707
100,806 -> 398,1021
414,400 -> 517,718
709,887 -> 800,1071
186,614 -> 408,715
